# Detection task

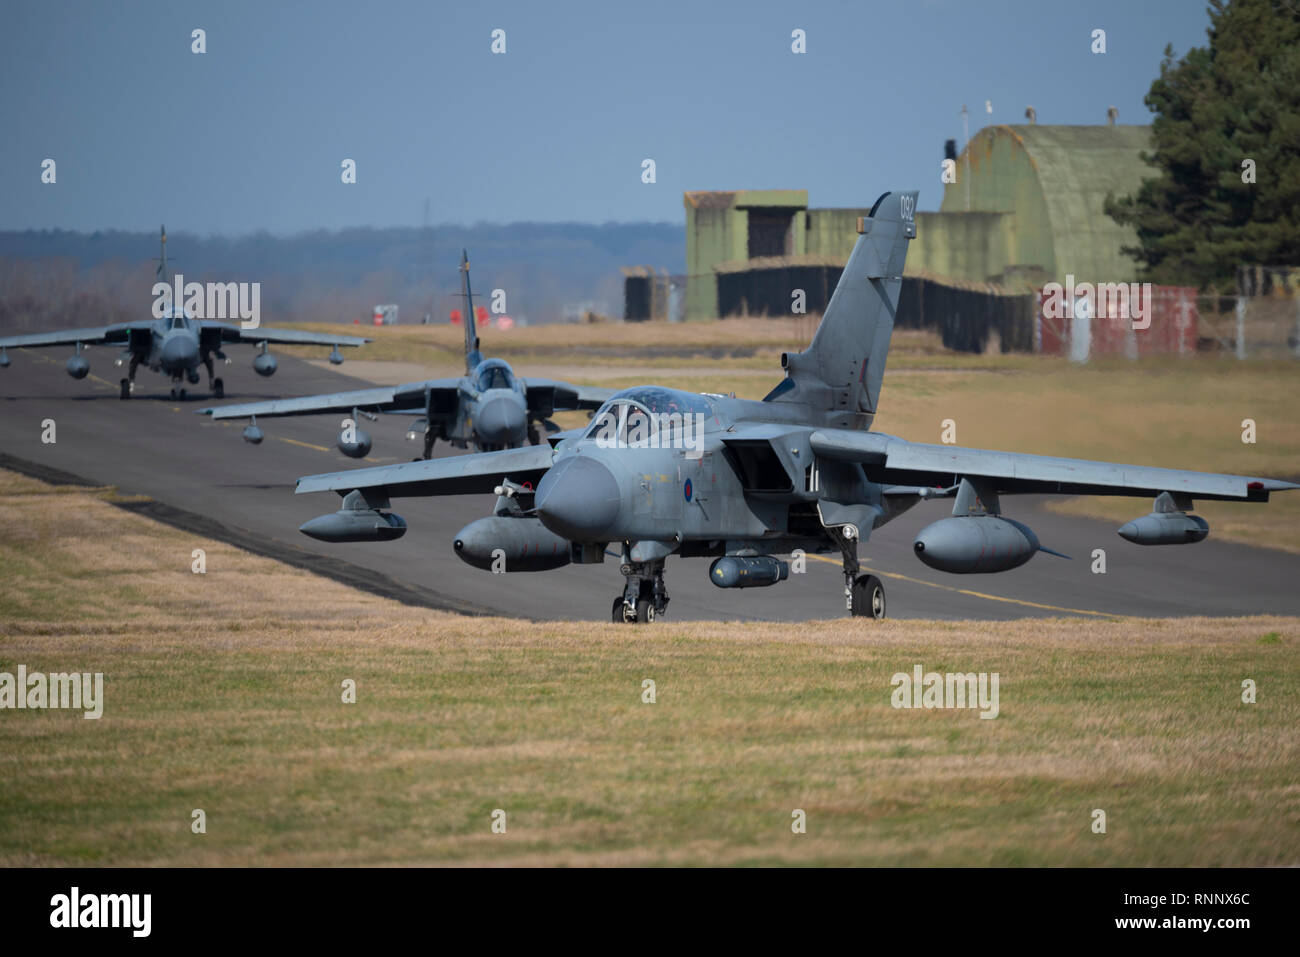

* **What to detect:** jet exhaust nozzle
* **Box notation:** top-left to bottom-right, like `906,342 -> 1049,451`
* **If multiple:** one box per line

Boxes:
453,515 -> 571,572
709,555 -> 789,588
913,515 -> 1040,574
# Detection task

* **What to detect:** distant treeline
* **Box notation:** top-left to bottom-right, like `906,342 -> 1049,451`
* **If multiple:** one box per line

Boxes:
0,223 -> 683,333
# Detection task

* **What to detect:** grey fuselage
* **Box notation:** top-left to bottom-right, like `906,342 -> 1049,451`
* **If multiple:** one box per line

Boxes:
130,311 -> 211,377
441,357 -> 531,450
531,385 -> 917,558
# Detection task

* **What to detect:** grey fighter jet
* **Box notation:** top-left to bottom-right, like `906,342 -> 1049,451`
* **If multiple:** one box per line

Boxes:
200,249 -> 612,459
0,227 -> 370,400
292,192 -> 1298,622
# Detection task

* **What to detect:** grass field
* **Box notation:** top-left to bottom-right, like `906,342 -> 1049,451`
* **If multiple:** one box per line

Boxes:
2,469 -> 1297,866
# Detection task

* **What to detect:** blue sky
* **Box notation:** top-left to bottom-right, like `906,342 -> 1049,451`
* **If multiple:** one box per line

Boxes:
0,0 -> 1211,234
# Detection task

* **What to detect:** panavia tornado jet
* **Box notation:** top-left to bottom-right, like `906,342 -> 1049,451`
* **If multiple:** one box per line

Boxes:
200,249 -> 611,459
0,226 -> 370,400
293,191 -> 1298,622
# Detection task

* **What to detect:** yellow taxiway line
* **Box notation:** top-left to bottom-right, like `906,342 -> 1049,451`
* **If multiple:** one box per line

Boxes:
805,552 -> 1121,619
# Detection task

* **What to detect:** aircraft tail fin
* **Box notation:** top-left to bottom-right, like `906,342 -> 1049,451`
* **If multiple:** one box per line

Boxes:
460,248 -> 482,372
771,190 -> 916,427
155,225 -> 169,282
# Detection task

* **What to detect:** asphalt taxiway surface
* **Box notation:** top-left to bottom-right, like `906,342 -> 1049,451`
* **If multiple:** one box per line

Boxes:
2,348 -> 1298,622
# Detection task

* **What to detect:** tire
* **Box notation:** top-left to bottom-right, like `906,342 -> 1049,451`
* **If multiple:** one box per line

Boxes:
178,388 -> 187,401
851,574 -> 886,619
213,378 -> 224,399
636,599 -> 654,623
119,378 -> 130,400
612,598 -> 627,623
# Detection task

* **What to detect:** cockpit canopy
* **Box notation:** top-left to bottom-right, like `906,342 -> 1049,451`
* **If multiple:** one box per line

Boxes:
584,387 -> 715,443
160,305 -> 193,330
475,358 -> 515,392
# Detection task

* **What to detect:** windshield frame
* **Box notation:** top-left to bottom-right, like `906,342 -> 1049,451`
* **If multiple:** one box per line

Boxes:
474,359 -> 515,392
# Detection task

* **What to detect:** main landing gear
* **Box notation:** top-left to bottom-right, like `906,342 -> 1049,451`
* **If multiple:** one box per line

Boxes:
119,355 -> 140,400
203,355 -> 223,398
852,574 -> 886,619
612,559 -> 670,624
828,524 -> 887,619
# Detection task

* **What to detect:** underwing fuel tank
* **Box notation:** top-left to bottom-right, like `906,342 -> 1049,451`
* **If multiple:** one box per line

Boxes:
299,490 -> 406,543
709,555 -> 790,588
337,427 -> 372,459
913,515 -> 1040,574
453,515 -> 571,572
1118,511 -> 1209,545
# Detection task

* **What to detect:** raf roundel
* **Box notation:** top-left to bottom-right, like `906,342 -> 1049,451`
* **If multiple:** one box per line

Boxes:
684,478 -> 693,502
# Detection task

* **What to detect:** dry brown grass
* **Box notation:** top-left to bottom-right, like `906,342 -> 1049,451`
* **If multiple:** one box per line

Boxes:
1,469 -> 1297,866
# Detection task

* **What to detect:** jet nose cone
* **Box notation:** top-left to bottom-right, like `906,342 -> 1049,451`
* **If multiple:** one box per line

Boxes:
477,395 -> 525,446
161,334 -> 198,370
536,455 -> 620,541
1117,521 -> 1139,544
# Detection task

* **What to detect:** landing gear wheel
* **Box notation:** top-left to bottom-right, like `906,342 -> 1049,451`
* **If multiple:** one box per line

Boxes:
170,387 -> 177,400
851,574 -> 886,619
178,388 -> 187,401
612,597 -> 629,623
213,378 -> 224,399
528,425 -> 540,446
119,378 -> 130,400
615,555 -> 669,624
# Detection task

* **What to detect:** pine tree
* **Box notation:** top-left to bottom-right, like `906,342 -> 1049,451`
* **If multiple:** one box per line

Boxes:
1106,0 -> 1300,291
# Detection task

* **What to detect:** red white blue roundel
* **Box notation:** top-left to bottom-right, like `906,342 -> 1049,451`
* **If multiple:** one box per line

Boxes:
684,478 -> 693,502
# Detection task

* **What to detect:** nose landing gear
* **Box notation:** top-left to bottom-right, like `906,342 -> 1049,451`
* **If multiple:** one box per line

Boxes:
612,559 -> 669,624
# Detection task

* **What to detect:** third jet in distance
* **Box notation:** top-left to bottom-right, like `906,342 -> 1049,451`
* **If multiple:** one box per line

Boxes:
0,226 -> 370,400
